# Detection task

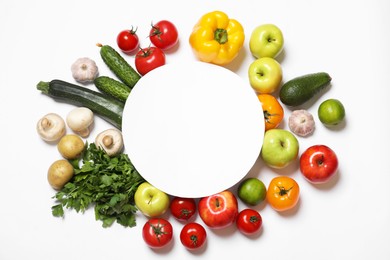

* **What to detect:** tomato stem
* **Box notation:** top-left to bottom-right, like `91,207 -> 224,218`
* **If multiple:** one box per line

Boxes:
277,185 -> 293,196
190,235 -> 199,246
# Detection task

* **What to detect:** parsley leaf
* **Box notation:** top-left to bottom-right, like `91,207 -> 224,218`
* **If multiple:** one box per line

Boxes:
51,143 -> 145,228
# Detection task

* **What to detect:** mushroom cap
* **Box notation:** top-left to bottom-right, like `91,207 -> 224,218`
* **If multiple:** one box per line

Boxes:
66,107 -> 94,134
37,113 -> 66,142
95,128 -> 124,156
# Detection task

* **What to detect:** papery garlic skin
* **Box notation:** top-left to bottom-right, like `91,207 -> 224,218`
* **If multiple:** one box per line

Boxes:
71,57 -> 99,83
288,109 -> 315,137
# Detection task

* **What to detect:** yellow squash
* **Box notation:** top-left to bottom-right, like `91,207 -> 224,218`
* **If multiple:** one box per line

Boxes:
189,11 -> 245,65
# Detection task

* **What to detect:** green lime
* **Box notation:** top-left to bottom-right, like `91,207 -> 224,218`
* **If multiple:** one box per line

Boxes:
237,178 -> 266,206
318,99 -> 345,126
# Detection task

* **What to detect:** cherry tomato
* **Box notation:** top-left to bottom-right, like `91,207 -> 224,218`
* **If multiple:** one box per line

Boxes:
236,208 -> 262,235
267,176 -> 300,212
170,197 -> 197,221
149,20 -> 179,50
258,94 -> 284,131
116,27 -> 139,54
135,46 -> 166,76
142,218 -> 173,249
180,222 -> 207,250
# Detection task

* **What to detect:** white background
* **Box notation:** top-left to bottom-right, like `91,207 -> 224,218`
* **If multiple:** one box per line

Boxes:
1,0 -> 389,259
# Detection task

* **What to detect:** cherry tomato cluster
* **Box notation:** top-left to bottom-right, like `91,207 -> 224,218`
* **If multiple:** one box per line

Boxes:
142,197 -> 207,251
116,20 -> 179,76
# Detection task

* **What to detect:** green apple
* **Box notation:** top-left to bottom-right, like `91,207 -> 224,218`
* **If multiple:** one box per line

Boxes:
237,177 -> 266,206
261,129 -> 299,169
134,182 -> 170,217
249,24 -> 284,59
248,57 -> 282,94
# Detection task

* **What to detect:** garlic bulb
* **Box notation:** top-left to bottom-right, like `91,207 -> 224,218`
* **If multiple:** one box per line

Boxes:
71,57 -> 99,83
288,109 -> 315,137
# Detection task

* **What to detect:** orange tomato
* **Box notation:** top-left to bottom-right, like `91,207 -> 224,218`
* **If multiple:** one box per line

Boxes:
257,94 -> 284,131
267,176 -> 300,212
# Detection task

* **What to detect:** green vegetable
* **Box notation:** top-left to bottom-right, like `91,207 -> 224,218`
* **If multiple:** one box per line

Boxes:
98,44 -> 141,89
37,79 -> 124,129
279,72 -> 332,107
94,76 -> 130,103
51,143 -> 145,228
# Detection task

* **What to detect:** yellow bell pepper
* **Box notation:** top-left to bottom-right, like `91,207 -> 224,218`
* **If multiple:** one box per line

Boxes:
189,11 -> 245,66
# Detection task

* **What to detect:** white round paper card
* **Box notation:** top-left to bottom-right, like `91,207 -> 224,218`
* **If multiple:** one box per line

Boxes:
122,61 -> 264,198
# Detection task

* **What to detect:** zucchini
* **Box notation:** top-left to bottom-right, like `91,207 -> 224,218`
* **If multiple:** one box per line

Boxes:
37,79 -> 124,129
98,44 -> 141,89
94,76 -> 130,103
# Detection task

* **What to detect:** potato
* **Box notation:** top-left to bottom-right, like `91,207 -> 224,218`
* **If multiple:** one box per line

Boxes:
47,159 -> 74,190
57,134 -> 85,159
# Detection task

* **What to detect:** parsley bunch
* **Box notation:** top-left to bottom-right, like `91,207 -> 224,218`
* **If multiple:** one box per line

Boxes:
51,143 -> 145,228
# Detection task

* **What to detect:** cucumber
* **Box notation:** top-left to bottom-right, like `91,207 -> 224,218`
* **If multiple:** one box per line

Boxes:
37,79 -> 124,129
98,44 -> 141,89
94,76 -> 130,103
279,72 -> 332,107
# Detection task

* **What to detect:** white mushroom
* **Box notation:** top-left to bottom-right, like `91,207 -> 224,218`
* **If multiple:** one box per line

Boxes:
36,113 -> 66,142
95,128 -> 124,156
71,57 -> 99,83
66,107 -> 94,137
288,109 -> 315,137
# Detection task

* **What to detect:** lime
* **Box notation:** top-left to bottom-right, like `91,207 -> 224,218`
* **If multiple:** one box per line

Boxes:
318,99 -> 345,126
237,178 -> 266,206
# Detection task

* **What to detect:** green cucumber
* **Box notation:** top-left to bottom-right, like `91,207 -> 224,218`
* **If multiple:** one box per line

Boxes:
94,76 -> 130,103
37,79 -> 124,129
98,44 -> 141,89
279,72 -> 332,107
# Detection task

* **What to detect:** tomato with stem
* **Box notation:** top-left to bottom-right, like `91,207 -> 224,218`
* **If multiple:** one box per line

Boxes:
116,26 -> 140,54
236,208 -> 262,235
149,20 -> 179,50
135,46 -> 166,76
258,94 -> 284,131
180,222 -> 207,250
267,176 -> 300,212
142,218 -> 173,249
170,197 -> 196,221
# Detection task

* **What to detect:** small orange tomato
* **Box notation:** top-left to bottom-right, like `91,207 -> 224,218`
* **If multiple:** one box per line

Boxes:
258,94 -> 284,131
267,176 -> 300,212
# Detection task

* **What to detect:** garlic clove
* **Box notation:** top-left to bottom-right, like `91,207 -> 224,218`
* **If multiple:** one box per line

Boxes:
288,109 -> 315,137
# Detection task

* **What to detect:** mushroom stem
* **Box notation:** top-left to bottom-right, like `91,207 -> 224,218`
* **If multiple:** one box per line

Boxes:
41,117 -> 51,129
102,135 -> 113,147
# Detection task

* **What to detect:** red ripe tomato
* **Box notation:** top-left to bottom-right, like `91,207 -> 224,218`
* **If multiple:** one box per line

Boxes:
135,46 -> 166,76
149,20 -> 179,50
170,197 -> 196,221
180,222 -> 207,250
142,218 -> 173,249
236,208 -> 262,235
116,27 -> 139,54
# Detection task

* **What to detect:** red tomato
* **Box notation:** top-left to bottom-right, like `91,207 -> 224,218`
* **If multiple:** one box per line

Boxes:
170,197 -> 196,221
135,46 -> 166,76
236,208 -> 262,235
142,218 -> 173,249
180,222 -> 207,250
149,20 -> 179,50
116,27 -> 139,54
